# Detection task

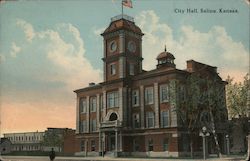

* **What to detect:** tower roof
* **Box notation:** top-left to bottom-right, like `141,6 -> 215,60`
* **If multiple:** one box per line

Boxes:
101,14 -> 143,36
156,46 -> 175,60
156,50 -> 175,60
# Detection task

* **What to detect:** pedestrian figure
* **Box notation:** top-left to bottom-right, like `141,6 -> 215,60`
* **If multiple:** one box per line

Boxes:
49,148 -> 56,161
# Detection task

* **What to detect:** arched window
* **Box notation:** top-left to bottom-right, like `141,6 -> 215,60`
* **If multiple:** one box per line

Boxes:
109,113 -> 118,121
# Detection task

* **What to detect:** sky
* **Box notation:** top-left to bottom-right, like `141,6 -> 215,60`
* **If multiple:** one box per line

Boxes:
0,0 -> 249,135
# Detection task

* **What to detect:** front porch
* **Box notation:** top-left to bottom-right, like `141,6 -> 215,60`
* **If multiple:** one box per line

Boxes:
99,120 -> 123,157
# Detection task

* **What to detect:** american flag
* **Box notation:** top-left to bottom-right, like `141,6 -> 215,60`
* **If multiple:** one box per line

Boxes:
122,0 -> 133,8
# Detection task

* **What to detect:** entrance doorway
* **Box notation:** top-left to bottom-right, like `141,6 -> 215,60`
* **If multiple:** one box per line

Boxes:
110,136 -> 115,151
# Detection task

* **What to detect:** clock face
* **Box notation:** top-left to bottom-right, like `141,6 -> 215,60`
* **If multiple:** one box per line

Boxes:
109,41 -> 117,52
128,41 -> 136,53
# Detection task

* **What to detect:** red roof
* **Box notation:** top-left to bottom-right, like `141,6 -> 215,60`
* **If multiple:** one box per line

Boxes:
102,19 -> 143,36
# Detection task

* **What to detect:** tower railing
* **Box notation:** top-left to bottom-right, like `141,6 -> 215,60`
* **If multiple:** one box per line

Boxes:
111,14 -> 134,22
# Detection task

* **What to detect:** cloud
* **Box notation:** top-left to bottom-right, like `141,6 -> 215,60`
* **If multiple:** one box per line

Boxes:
14,19 -> 102,90
1,19 -> 102,133
135,10 -> 249,81
10,42 -> 21,58
16,19 -> 35,42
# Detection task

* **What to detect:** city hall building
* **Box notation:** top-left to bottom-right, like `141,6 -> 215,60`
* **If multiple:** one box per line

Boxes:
74,14 -> 228,157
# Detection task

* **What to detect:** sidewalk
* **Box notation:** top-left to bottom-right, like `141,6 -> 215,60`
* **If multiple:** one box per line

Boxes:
1,155 -> 246,161
56,155 -> 245,161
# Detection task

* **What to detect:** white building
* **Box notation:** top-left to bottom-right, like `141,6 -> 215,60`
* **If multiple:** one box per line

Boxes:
4,131 -> 45,151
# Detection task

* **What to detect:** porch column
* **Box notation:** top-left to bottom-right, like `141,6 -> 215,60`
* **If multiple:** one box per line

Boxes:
119,130 -> 123,151
99,131 -> 102,156
115,129 -> 118,156
85,140 -> 88,156
103,133 -> 106,152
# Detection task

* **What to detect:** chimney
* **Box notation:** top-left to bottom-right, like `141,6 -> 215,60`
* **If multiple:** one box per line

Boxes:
89,82 -> 95,87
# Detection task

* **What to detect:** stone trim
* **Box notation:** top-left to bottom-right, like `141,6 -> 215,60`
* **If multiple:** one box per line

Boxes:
119,57 -> 125,78
103,91 -> 107,120
96,94 -> 100,130
119,33 -> 124,53
140,85 -> 145,129
118,87 -> 123,121
103,39 -> 106,81
76,97 -> 80,134
123,131 -> 177,136
154,83 -> 159,128
86,96 -> 90,133
122,87 -> 127,126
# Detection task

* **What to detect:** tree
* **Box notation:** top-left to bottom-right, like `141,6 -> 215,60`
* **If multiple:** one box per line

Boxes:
226,73 -> 249,118
177,71 -> 227,158
41,131 -> 64,152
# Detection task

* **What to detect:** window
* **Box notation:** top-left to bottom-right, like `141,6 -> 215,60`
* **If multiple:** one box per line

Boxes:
80,121 -> 87,133
146,112 -> 155,128
145,87 -> 154,105
90,97 -> 97,112
109,113 -> 118,121
90,119 -> 97,132
132,90 -> 139,106
110,63 -> 116,75
161,111 -> 169,128
148,139 -> 153,151
163,138 -> 169,151
100,95 -> 103,110
80,140 -> 85,151
129,63 -> 135,75
133,113 -> 140,128
91,140 -> 95,151
107,91 -> 119,108
79,98 -> 87,113
133,139 -> 140,152
160,84 -> 169,103
159,59 -> 166,64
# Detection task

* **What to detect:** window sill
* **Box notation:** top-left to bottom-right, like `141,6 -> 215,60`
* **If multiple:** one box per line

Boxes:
107,106 -> 119,108
145,103 -> 154,105
160,100 -> 169,103
146,127 -> 155,129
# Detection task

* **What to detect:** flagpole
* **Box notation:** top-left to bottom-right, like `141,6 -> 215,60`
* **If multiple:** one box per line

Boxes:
121,0 -> 124,18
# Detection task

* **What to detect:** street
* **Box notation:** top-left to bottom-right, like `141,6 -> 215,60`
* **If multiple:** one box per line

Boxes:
0,155 -> 246,161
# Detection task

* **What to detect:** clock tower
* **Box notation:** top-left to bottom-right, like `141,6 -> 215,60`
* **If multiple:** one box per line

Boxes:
101,15 -> 144,81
